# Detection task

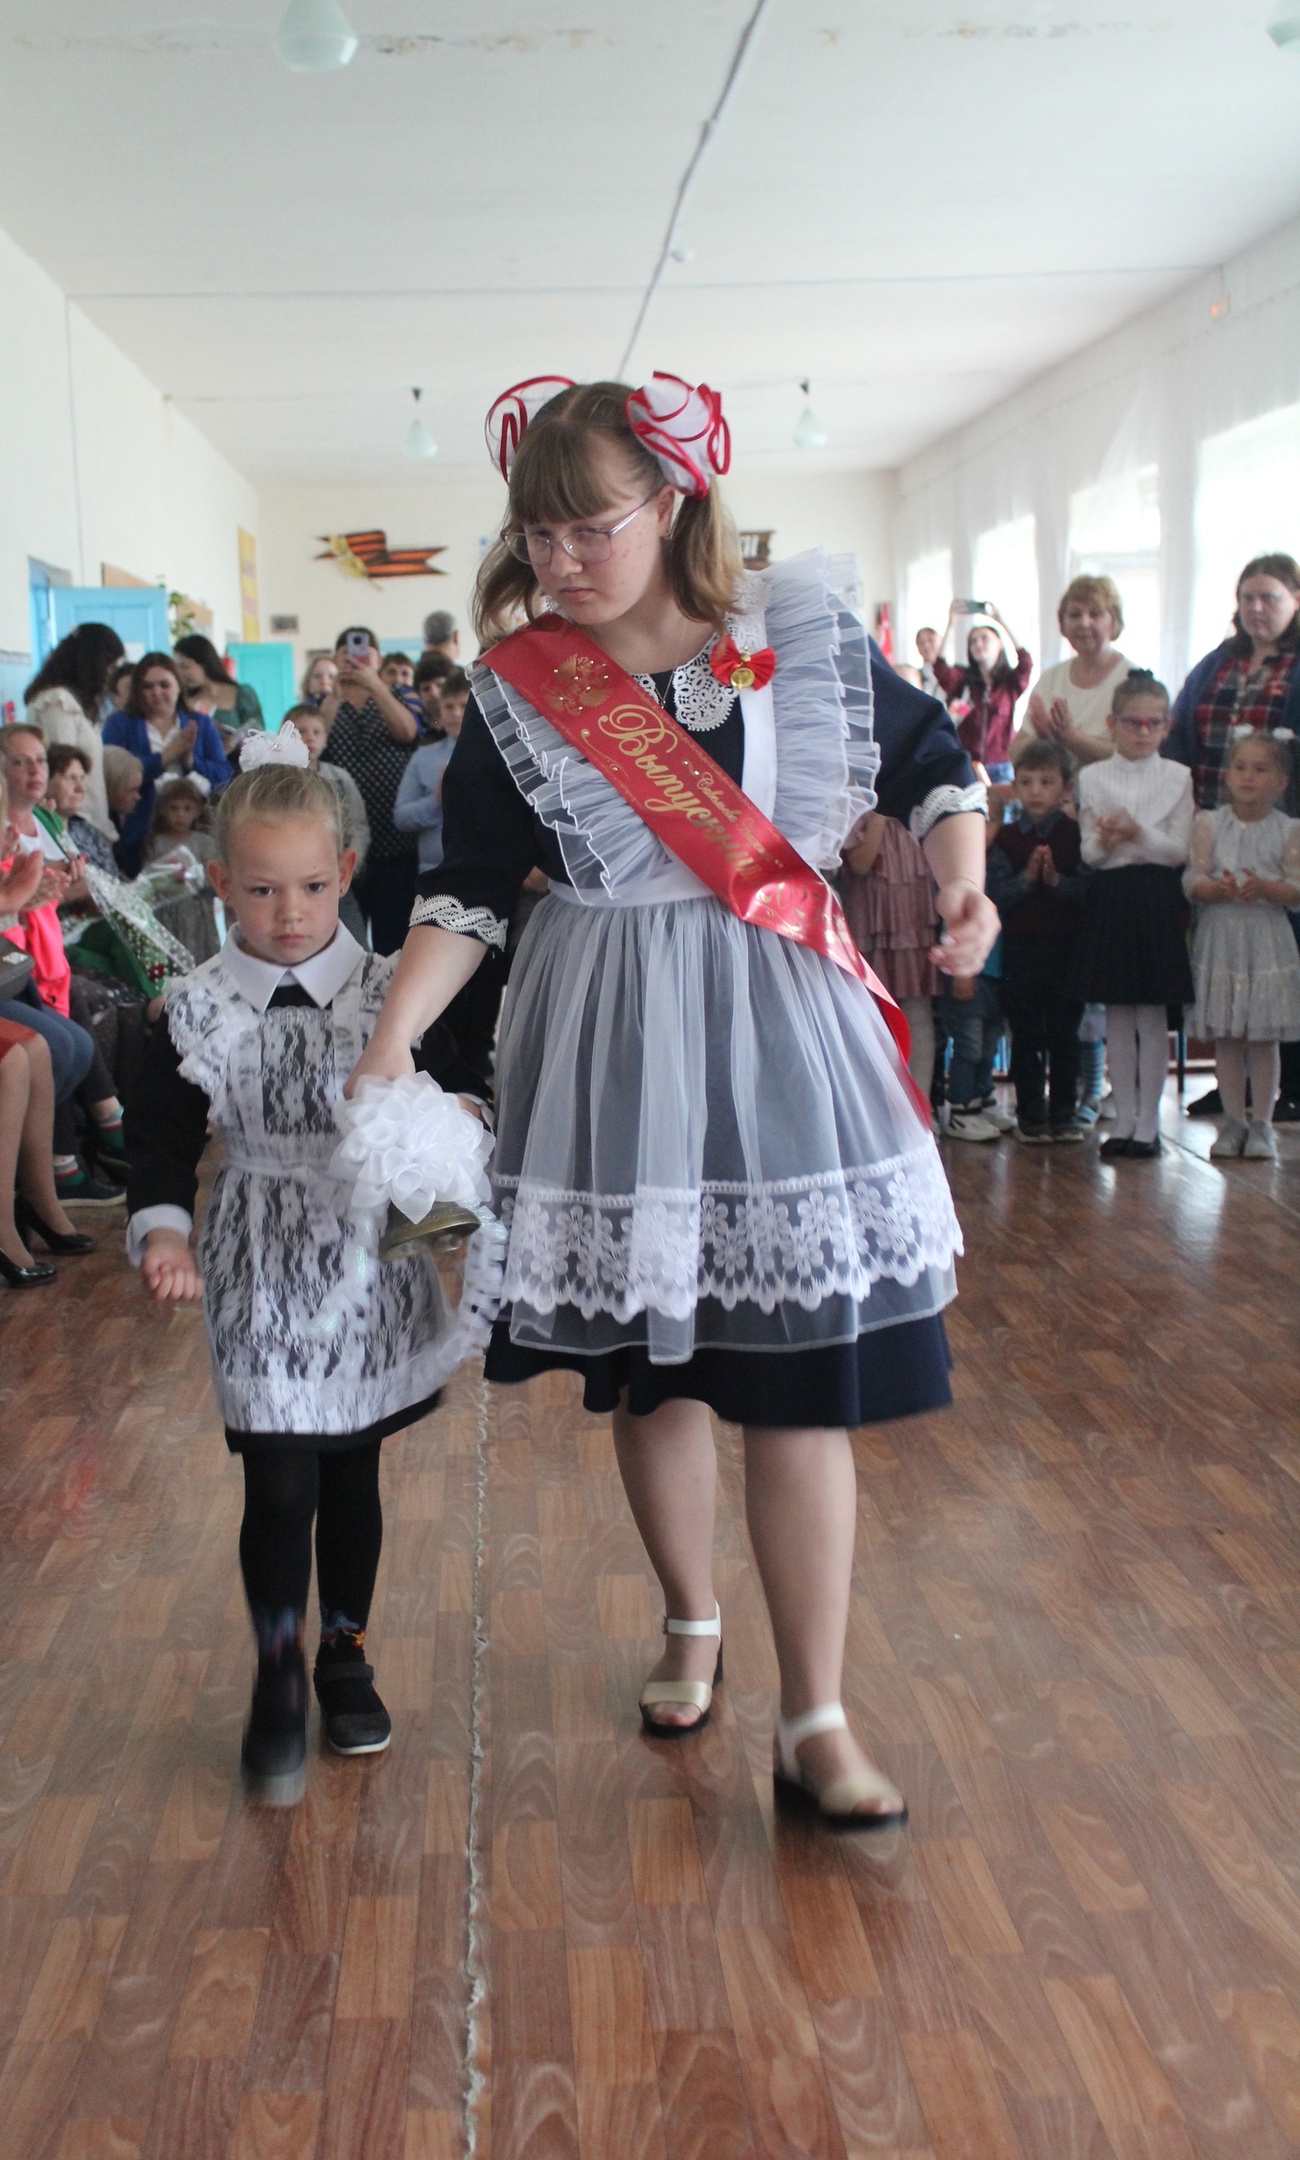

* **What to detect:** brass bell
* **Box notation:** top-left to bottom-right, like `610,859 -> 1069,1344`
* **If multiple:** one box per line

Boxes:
379,1201 -> 482,1261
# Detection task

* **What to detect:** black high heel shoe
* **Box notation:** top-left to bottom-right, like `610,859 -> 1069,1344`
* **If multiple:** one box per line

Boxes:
15,1197 -> 96,1256
0,1246 -> 56,1288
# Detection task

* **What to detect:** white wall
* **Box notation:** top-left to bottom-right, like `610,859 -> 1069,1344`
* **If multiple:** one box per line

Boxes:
257,463 -> 899,679
0,223 -> 256,668
895,214 -> 1300,688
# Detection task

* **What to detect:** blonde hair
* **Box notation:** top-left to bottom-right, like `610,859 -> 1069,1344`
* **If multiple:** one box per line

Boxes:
1058,573 -> 1124,637
215,763 -> 342,861
473,380 -> 743,647
1227,728 -> 1291,781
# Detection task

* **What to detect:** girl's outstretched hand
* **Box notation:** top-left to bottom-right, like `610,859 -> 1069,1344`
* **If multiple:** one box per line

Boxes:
930,878 -> 999,979
344,1033 -> 416,1099
142,1230 -> 202,1303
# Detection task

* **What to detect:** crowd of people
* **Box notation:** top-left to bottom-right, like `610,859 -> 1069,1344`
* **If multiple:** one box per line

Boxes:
0,608 -> 472,1282
850,554 -> 1300,1157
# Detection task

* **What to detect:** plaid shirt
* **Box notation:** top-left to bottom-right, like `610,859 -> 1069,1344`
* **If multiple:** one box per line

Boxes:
1193,649 -> 1296,807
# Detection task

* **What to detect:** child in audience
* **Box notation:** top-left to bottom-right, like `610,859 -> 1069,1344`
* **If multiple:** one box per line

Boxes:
987,739 -> 1089,1142
1075,672 -> 1194,1158
125,736 -> 475,1805
840,811 -> 940,1104
379,652 -> 425,730
1186,728 -> 1300,1160
413,652 -> 453,738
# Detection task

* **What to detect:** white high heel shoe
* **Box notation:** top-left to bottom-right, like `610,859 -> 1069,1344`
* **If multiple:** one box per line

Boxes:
639,1602 -> 723,1737
773,1702 -> 908,1831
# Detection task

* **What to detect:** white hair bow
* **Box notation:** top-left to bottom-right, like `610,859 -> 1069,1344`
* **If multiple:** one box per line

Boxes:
240,721 -> 310,771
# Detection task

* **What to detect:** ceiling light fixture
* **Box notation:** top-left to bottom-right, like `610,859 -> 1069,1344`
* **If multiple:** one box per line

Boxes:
793,379 -> 828,450
1267,13 -> 1300,45
403,388 -> 438,460
275,0 -> 359,72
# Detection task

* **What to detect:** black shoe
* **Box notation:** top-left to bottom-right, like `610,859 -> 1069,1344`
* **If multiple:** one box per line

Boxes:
241,1663 -> 308,1806
0,1246 -> 57,1287
314,1656 -> 392,1757
1186,1087 -> 1223,1117
1098,1135 -> 1132,1160
1272,1098 -> 1300,1124
1125,1136 -> 1162,1159
15,1197 -> 96,1255
55,1166 -> 126,1207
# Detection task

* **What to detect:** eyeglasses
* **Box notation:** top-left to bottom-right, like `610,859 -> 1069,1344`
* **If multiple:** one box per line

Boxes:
1115,713 -> 1167,731
504,492 -> 660,568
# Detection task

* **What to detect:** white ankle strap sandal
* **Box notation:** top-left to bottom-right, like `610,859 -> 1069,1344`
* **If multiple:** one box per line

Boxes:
639,1601 -> 723,1738
774,1701 -> 907,1831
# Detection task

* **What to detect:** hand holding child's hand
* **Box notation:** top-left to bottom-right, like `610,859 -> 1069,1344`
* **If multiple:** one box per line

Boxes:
142,1230 -> 202,1303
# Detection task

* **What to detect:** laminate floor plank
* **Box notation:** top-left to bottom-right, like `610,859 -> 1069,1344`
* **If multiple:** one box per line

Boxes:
0,1101 -> 1297,2156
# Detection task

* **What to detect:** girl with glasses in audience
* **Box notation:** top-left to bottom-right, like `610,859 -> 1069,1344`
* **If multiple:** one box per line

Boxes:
1073,672 -> 1194,1159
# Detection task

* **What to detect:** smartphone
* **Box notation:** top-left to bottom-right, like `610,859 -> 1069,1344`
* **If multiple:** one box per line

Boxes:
344,630 -> 370,661
953,599 -> 989,615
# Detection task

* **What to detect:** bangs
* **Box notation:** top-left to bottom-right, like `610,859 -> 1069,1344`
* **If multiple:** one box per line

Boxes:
507,382 -> 659,527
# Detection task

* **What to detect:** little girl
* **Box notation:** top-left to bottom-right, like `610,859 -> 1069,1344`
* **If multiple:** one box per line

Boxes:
1075,671 -> 1194,1158
1186,728 -> 1300,1160
840,810 -> 940,1104
125,736 -> 477,1805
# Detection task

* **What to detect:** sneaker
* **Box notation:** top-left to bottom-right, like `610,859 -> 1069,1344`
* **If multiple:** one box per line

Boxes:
1209,1117 -> 1248,1160
1075,1098 -> 1101,1126
1051,1121 -> 1086,1144
946,1106 -> 1002,1143
314,1656 -> 392,1756
1097,1092 -> 1118,1121
55,1165 -> 127,1208
241,1664 -> 308,1807
1014,1123 -> 1052,1145
1242,1118 -> 1279,1160
978,1097 -> 1017,1134
89,1125 -> 131,1180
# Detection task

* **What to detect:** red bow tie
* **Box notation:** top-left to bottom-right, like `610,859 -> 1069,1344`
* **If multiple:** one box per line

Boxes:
709,636 -> 776,692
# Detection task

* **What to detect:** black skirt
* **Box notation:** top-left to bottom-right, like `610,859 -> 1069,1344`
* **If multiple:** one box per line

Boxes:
1073,864 -> 1194,1007
224,1389 -> 442,1456
484,1313 -> 953,1427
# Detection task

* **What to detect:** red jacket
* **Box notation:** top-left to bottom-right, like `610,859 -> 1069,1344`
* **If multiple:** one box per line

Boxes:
933,648 -> 1033,766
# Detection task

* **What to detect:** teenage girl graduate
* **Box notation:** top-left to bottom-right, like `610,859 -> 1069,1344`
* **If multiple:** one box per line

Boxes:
1186,727 -> 1300,1161
124,730 -> 486,1806
350,376 -> 995,1828
1074,671 -> 1195,1159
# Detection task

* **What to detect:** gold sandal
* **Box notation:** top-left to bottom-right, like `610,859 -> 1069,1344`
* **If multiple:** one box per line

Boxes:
773,1703 -> 907,1831
639,1602 -> 723,1738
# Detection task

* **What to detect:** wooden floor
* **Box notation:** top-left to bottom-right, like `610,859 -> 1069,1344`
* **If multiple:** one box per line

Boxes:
1,1092 -> 1299,2160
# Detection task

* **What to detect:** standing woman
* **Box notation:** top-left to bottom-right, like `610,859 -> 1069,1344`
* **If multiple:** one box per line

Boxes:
932,604 -> 1032,784
1019,573 -> 1129,767
24,622 -> 125,835
1167,555 -> 1300,810
174,634 -> 266,737
350,377 -> 995,1825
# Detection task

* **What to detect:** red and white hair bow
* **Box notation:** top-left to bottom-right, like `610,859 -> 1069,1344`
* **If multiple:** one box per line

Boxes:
485,376 -> 575,481
625,374 -> 730,498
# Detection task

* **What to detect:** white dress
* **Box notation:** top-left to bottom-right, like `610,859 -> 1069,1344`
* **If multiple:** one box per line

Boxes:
1185,807 -> 1300,1041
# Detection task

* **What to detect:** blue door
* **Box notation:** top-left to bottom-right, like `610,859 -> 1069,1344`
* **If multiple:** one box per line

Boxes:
47,586 -> 171,665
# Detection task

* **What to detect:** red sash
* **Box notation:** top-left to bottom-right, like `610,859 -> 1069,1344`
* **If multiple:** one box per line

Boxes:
486,616 -> 926,1116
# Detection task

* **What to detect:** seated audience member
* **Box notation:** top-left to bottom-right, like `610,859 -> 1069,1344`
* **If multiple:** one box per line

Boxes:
1020,575 -> 1128,768
286,703 -> 371,945
986,740 -> 1090,1142
0,1014 -> 98,1286
45,746 -> 117,874
43,746 -> 156,1091
174,634 -> 266,734
24,621 -> 125,834
104,654 -> 231,874
141,777 -> 221,963
313,627 -> 419,954
300,653 -> 338,706
840,810 -> 941,1107
933,602 -> 1033,784
421,609 -> 460,660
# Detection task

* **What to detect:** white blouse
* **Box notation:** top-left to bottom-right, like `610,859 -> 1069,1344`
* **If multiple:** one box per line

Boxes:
1028,651 -> 1131,741
1077,753 -> 1194,869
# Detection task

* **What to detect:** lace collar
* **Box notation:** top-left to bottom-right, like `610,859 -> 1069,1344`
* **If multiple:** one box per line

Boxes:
633,643 -> 735,734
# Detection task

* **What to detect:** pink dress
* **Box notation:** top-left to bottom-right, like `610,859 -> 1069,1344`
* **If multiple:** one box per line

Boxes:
840,817 -> 940,1001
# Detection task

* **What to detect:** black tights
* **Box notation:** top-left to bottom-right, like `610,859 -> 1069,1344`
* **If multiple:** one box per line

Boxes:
239,1440 -> 383,1667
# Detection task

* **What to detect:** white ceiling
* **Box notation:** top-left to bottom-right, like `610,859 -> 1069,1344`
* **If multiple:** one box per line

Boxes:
3,0 -> 1298,484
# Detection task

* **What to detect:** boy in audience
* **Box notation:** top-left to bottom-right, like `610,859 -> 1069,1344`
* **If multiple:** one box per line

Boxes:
378,652 -> 424,732
413,652 -> 453,739
986,738 -> 1089,1143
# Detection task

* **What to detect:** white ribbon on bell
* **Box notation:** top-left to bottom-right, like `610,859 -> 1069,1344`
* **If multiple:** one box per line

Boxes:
240,720 -> 311,771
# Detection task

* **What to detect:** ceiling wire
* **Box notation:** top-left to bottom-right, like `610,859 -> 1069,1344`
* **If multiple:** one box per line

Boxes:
616,0 -> 774,380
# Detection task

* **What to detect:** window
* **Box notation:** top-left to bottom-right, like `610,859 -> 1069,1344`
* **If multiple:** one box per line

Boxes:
1068,464 -> 1161,671
902,549 -> 952,662
971,517 -> 1039,667
1192,404 -> 1300,659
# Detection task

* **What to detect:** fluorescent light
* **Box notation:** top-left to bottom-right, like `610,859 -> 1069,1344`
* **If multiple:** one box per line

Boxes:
276,0 -> 359,72
404,388 -> 438,460
793,378 -> 828,450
